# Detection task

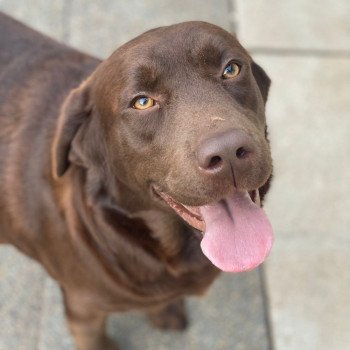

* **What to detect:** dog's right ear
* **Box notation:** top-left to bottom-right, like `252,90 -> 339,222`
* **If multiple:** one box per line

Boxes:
51,81 -> 92,178
251,61 -> 271,104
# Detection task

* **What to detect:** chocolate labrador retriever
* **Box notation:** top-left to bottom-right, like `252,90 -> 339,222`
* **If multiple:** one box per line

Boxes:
0,12 -> 273,350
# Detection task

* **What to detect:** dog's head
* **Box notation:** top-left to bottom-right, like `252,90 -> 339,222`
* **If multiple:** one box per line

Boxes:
52,22 -> 273,273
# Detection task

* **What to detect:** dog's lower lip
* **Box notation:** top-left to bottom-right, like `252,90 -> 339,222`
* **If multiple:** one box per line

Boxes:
152,186 -> 205,232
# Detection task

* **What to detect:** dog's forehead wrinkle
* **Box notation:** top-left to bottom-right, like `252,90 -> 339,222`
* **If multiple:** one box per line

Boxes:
130,64 -> 162,92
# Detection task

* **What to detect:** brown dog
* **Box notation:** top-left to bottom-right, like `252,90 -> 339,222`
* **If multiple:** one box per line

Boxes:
0,12 -> 273,350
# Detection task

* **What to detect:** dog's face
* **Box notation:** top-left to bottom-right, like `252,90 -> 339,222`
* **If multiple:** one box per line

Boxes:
53,22 -> 274,273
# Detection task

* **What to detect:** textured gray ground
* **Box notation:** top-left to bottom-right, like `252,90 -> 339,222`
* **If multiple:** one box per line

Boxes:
0,246 -> 270,350
1,1 -> 350,350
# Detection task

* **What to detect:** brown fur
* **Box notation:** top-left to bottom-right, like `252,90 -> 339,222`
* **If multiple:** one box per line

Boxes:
0,12 -> 272,350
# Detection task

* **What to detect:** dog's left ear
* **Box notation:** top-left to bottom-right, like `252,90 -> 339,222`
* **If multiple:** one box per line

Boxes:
51,81 -> 92,178
251,62 -> 271,103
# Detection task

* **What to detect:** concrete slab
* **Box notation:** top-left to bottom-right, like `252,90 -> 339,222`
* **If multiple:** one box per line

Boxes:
253,55 -> 350,350
234,0 -> 350,51
266,236 -> 350,350
0,246 -> 46,350
258,56 -> 350,236
68,0 -> 232,58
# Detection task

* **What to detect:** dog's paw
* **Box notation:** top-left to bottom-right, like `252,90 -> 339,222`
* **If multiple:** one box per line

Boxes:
104,338 -> 119,350
77,336 -> 119,350
147,299 -> 188,331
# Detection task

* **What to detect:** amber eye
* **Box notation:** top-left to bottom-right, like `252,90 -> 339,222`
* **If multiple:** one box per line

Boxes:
133,96 -> 155,110
222,62 -> 240,79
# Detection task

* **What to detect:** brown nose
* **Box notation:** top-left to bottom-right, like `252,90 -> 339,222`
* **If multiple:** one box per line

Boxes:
196,129 -> 257,180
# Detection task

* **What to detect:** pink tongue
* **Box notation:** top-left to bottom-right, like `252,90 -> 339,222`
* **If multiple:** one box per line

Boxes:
200,191 -> 273,273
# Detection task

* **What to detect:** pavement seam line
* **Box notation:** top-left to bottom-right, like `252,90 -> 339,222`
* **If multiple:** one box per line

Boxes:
248,47 -> 350,58
259,266 -> 275,350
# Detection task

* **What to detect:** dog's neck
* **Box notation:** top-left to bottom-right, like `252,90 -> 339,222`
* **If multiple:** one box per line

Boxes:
67,165 -> 212,279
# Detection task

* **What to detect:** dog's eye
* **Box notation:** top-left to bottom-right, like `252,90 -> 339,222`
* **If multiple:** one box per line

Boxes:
133,96 -> 155,110
222,63 -> 240,79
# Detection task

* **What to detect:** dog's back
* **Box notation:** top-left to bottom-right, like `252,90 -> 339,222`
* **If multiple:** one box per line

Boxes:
0,12 -> 99,123
0,12 -> 47,70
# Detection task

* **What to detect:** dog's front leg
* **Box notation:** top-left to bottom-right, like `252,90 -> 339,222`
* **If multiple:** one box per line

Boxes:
147,297 -> 188,331
62,288 -> 118,350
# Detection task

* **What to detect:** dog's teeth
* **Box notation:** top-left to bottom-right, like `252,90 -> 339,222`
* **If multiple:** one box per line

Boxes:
254,189 -> 261,207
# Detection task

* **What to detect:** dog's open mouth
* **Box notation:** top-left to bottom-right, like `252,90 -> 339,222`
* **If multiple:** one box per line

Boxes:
153,186 -> 273,273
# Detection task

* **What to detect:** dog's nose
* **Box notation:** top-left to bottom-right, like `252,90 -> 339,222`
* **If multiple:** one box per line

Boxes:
196,129 -> 257,179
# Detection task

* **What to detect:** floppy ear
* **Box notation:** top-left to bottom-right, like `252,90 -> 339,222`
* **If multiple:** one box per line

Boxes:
251,62 -> 271,103
51,82 -> 92,178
